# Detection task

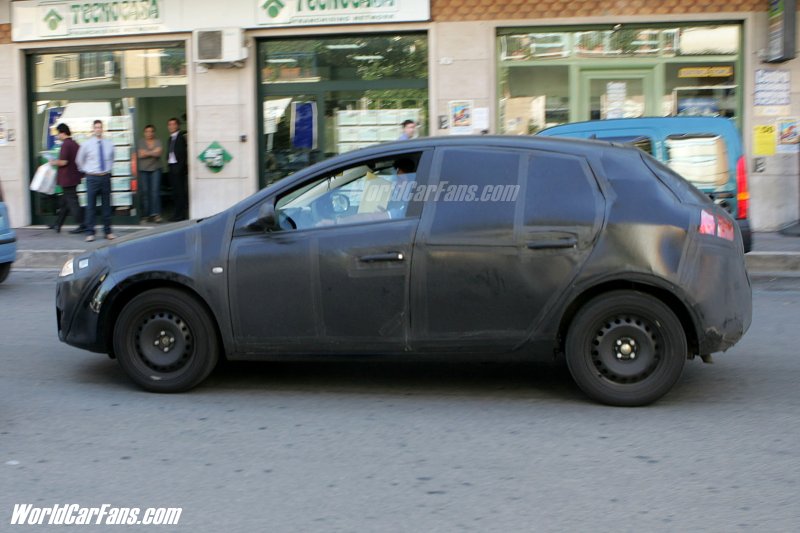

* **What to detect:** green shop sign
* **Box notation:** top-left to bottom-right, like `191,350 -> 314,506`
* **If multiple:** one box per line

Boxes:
67,0 -> 160,26
38,0 -> 162,37
198,142 -> 233,173
257,0 -> 428,27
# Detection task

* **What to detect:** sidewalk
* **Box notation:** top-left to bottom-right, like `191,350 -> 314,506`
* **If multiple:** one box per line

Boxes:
9,225 -> 800,273
11,225 -> 152,269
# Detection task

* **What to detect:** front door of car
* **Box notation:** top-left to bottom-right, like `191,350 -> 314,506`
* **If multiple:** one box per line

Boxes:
228,149 -> 431,354
410,146 -> 603,351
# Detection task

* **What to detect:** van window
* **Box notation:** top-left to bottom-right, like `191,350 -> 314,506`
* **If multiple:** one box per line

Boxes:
642,154 -> 713,205
665,134 -> 729,187
428,148 -> 521,242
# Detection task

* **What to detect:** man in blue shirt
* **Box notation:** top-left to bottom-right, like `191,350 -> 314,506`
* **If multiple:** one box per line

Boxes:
397,120 -> 416,140
76,119 -> 115,242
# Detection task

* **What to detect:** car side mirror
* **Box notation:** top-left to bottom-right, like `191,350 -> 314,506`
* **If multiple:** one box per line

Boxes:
249,202 -> 279,232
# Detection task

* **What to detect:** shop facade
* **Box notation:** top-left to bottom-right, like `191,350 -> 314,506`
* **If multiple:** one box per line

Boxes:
1,1 -> 799,231
1,0 -> 432,226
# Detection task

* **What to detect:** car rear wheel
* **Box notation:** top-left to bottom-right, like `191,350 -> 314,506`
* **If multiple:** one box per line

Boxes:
113,288 -> 219,392
0,262 -> 10,283
565,290 -> 687,406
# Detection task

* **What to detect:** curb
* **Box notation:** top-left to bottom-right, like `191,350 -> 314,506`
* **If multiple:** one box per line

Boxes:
12,249 -> 800,273
14,250 -> 85,269
745,252 -> 800,272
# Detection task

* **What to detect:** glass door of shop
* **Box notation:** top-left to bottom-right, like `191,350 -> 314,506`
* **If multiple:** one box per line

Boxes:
578,70 -> 657,121
28,46 -> 187,226
258,33 -> 429,188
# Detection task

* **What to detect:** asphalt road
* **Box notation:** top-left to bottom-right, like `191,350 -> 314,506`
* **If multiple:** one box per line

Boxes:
1,271 -> 799,532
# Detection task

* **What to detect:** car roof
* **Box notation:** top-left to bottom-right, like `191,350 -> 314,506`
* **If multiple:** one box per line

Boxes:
340,134 -> 629,161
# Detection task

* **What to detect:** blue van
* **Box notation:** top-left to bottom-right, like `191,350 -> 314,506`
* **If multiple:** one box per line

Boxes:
538,117 -> 751,252
0,179 -> 17,283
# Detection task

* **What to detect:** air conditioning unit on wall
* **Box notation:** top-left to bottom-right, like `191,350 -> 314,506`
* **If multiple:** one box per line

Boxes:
193,28 -> 247,66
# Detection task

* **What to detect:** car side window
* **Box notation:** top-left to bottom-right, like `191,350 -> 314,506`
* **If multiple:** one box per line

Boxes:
275,152 -> 424,231
525,151 -> 599,227
428,148 -> 522,242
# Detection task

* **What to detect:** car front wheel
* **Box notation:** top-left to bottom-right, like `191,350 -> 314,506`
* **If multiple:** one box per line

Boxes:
113,288 -> 219,392
565,290 -> 687,407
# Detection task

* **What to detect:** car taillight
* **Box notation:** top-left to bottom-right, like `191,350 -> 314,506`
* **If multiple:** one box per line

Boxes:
736,156 -> 749,220
700,209 -> 735,241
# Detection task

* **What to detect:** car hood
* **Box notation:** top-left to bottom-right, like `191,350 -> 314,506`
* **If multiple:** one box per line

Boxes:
92,219 -> 206,275
96,220 -> 197,248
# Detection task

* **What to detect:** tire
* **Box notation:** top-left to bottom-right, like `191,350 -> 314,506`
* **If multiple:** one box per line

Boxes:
565,290 -> 687,407
0,262 -> 10,284
113,288 -> 219,392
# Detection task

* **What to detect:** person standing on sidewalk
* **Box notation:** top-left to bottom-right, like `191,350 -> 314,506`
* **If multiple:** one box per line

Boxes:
50,124 -> 85,234
76,119 -> 115,242
167,117 -> 188,221
397,119 -> 416,140
137,124 -> 163,223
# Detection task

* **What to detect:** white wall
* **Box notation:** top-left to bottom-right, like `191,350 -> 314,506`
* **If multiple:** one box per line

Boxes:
0,43 -> 28,227
0,0 -> 9,24
431,21 -> 495,135
188,50 -> 259,219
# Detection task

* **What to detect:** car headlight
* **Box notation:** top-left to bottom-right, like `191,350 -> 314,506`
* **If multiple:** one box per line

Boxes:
59,258 -> 74,277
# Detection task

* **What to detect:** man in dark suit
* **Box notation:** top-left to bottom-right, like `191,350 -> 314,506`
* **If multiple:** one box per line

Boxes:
167,117 -> 188,221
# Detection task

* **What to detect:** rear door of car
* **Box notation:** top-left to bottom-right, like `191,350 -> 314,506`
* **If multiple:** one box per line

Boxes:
409,145 -> 604,351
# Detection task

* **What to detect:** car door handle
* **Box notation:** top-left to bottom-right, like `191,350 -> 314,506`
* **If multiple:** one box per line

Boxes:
358,252 -> 405,263
527,237 -> 577,250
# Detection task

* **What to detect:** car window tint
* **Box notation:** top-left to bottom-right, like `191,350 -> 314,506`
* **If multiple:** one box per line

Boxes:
601,148 -> 685,223
275,152 -> 422,230
429,148 -> 521,241
525,151 -> 598,226
642,153 -> 712,205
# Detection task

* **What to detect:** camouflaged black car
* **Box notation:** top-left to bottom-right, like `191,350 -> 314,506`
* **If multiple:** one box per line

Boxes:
56,136 -> 751,406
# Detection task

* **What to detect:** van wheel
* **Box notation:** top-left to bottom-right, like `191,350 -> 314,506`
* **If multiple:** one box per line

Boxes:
113,288 -> 218,392
565,290 -> 687,406
0,262 -> 10,283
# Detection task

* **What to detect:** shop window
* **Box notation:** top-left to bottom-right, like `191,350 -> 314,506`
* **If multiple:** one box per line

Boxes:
260,34 -> 428,187
261,35 -> 427,83
499,65 -> 569,133
33,47 -> 186,93
29,46 -> 187,225
53,56 -> 72,82
498,24 -> 741,127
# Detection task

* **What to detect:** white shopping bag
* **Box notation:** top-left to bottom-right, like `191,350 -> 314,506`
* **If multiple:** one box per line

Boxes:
30,163 -> 57,195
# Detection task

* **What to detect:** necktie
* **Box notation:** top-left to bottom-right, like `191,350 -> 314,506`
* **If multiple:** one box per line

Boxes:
97,139 -> 105,173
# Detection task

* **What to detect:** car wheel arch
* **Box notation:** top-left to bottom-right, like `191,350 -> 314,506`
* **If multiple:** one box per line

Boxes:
556,278 -> 700,357
100,275 -> 226,359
